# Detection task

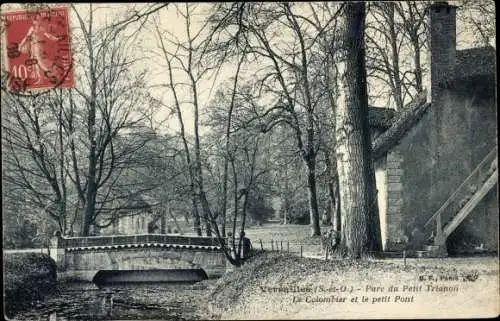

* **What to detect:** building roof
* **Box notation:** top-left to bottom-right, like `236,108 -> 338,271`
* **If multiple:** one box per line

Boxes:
371,91 -> 430,160
370,45 -> 496,158
438,46 -> 496,90
455,46 -> 496,81
121,194 -> 154,212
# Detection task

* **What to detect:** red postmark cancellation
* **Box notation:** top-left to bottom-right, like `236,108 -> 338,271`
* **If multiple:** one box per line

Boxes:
3,6 -> 75,91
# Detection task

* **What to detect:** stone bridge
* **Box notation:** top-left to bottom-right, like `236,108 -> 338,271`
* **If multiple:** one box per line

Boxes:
50,234 -> 227,282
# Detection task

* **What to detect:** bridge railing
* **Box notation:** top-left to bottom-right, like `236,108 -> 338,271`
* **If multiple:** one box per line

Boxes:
58,234 -> 225,248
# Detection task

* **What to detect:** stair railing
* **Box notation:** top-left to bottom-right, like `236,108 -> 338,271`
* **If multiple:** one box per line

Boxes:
424,145 -> 498,238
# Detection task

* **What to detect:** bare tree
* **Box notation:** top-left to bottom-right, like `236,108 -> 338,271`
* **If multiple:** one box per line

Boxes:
206,2 -> 344,236
152,4 -> 219,236
365,1 -> 429,109
152,3 -> 265,264
2,4 -> 156,236
217,50 -> 248,238
204,82 -> 276,265
457,0 -> 496,47
2,91 -> 77,235
67,4 -> 156,235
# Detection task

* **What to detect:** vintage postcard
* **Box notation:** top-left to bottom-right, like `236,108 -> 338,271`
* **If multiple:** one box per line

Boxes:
2,2 -> 498,320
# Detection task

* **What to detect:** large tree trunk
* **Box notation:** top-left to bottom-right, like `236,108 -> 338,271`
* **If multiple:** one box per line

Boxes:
82,90 -> 98,236
220,52 -> 244,238
412,37 -> 423,92
191,66 -> 211,238
82,183 -> 96,236
305,157 -> 321,236
82,132 -> 97,236
82,33 -> 98,236
281,167 -> 290,225
335,2 -> 382,258
324,149 -> 340,231
191,198 -> 202,236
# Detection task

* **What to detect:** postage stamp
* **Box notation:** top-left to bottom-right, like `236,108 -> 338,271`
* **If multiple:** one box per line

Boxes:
2,6 -> 74,91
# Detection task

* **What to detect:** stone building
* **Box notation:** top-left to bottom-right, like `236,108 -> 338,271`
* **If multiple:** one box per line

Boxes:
372,2 -> 497,255
98,194 -> 166,235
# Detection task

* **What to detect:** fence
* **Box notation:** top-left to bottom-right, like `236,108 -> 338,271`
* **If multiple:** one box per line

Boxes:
253,239 -> 414,263
254,239 -> 325,258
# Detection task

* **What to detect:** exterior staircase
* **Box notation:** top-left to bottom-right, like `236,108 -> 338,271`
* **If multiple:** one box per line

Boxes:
423,146 -> 498,257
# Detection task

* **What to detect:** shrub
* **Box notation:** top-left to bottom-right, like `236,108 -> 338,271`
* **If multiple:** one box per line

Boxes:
3,253 -> 57,318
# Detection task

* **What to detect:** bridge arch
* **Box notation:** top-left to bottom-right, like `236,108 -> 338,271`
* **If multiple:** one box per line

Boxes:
52,235 -> 227,282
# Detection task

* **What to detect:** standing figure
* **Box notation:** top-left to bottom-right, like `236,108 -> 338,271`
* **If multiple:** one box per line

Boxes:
227,232 -> 235,259
240,231 -> 252,260
19,14 -> 61,75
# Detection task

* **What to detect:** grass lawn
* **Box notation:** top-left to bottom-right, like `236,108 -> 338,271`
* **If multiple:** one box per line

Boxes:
241,223 -> 327,257
183,223 -> 327,256
244,223 -> 323,242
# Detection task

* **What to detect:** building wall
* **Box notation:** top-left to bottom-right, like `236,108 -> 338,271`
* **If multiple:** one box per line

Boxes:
385,150 -> 409,250
98,211 -> 158,236
382,1 -> 497,252
375,158 -> 388,250
385,88 -> 497,251
447,187 -> 498,253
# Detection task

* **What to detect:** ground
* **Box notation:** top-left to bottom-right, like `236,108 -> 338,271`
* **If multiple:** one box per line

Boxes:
191,223 -> 499,319
6,224 -> 499,320
198,252 -> 499,319
235,223 -> 328,258
184,223 -> 328,256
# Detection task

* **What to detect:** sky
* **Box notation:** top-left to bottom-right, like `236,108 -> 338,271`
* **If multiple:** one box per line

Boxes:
1,2 -> 493,137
